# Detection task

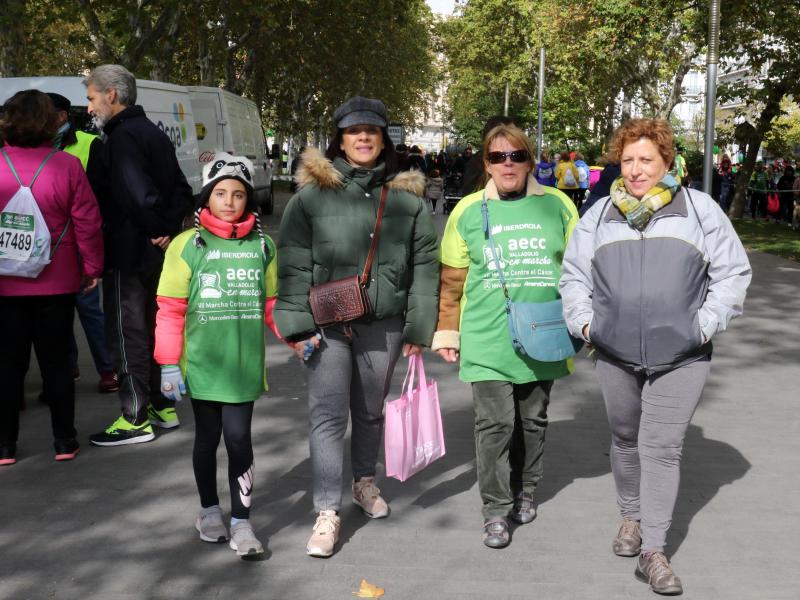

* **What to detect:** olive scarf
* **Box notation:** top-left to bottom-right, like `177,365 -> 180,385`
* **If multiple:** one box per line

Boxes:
609,173 -> 680,230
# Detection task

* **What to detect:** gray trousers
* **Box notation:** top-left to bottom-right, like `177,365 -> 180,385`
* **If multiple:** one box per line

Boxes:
305,316 -> 403,512
596,356 -> 710,553
472,380 -> 552,519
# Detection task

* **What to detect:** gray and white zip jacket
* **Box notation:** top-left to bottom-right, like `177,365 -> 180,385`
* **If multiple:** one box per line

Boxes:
560,188 -> 751,374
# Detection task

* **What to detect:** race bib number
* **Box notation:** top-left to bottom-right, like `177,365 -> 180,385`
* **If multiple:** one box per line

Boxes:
0,212 -> 35,260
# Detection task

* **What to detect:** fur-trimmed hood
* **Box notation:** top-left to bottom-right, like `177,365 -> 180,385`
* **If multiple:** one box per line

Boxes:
295,147 -> 426,197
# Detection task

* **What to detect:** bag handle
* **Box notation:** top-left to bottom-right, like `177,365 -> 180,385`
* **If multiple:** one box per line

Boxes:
400,353 -> 429,397
359,185 -> 389,286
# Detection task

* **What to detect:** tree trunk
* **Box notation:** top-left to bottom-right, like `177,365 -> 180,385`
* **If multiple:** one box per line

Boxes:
75,0 -> 119,64
657,43 -> 697,120
621,94 -> 631,123
149,7 -> 183,82
0,0 -> 26,76
729,83 -> 787,218
197,37 -> 215,86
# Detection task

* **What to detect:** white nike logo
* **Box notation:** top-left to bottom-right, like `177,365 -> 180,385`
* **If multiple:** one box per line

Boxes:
238,463 -> 255,508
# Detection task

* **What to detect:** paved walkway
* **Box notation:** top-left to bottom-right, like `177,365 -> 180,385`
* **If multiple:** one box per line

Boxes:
1,196 -> 798,600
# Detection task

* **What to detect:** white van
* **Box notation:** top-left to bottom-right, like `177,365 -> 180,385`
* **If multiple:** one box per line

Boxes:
0,76 -> 203,195
187,86 -> 274,213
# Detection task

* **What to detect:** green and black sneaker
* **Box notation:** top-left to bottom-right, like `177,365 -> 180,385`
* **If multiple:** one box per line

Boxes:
89,416 -> 156,446
147,405 -> 180,429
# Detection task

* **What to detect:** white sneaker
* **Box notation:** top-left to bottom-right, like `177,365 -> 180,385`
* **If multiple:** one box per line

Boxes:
306,510 -> 341,557
352,477 -> 390,518
229,520 -> 264,557
195,506 -> 228,543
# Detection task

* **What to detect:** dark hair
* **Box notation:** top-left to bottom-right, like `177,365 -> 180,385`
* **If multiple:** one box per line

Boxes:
324,127 -> 399,174
192,177 -> 267,256
195,176 -> 257,213
481,115 -> 518,141
0,90 -> 59,147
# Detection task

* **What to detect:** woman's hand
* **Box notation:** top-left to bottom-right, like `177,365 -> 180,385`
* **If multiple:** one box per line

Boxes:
402,343 -> 422,357
291,334 -> 321,360
81,276 -> 98,294
436,348 -> 459,363
150,236 -> 171,250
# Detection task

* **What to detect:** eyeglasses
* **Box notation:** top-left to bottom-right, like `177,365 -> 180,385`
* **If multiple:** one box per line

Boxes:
486,150 -> 530,164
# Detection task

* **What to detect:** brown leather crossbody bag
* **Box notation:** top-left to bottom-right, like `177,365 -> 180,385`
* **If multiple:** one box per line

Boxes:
308,185 -> 388,327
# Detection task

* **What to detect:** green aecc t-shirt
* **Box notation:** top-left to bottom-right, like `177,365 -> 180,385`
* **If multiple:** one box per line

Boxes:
157,228 -> 278,403
440,189 -> 578,383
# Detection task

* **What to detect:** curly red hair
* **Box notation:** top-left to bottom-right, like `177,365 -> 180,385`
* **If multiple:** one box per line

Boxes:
608,118 -> 675,168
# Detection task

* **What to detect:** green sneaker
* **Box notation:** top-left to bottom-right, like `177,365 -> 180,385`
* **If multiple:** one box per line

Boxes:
147,405 -> 180,429
89,416 -> 155,446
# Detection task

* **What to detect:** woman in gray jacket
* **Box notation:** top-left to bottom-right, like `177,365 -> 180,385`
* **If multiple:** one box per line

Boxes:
560,119 -> 751,596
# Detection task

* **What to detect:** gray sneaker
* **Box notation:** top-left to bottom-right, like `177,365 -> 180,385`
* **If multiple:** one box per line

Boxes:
195,506 -> 228,543
613,518 -> 641,557
635,551 -> 683,595
229,520 -> 264,557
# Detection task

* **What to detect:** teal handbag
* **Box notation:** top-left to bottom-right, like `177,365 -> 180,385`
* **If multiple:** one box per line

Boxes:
481,195 -> 583,362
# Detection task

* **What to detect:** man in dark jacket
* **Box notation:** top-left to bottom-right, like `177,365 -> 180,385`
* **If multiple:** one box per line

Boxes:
84,64 -> 193,446
46,93 -> 118,394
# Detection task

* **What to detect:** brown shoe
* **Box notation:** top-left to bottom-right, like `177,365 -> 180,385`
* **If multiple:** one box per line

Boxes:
635,551 -> 683,595
612,518 -> 641,557
98,371 -> 120,393
352,477 -> 389,518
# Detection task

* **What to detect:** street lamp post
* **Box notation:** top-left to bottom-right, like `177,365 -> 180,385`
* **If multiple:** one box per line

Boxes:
537,47 -> 545,161
703,0 -> 721,194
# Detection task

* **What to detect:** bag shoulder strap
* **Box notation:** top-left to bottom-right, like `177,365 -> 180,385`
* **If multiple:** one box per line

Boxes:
480,193 -> 514,310
0,148 -> 58,189
360,185 -> 389,285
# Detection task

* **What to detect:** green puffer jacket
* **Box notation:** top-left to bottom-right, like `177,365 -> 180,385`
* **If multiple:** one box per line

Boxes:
274,148 -> 439,345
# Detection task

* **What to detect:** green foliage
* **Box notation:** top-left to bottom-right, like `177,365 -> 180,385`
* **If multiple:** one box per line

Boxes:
438,0 -> 707,151
764,100 -> 800,159
731,219 -> 800,262
717,0 -> 800,216
3,0 -> 435,140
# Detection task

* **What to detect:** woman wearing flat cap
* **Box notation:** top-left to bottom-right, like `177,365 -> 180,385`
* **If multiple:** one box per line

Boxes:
274,96 -> 439,558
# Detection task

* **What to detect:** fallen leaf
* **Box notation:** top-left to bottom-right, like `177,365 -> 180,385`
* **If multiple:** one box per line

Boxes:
352,579 -> 385,598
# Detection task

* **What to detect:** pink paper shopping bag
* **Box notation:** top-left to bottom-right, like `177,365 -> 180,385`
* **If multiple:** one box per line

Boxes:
384,354 -> 446,482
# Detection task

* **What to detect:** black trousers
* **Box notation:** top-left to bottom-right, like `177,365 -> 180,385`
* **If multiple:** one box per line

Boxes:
0,294 -> 76,445
192,399 -> 255,519
104,268 -> 171,424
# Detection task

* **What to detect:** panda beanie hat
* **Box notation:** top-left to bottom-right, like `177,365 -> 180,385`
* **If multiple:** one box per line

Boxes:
194,152 -> 268,255
201,152 -> 255,196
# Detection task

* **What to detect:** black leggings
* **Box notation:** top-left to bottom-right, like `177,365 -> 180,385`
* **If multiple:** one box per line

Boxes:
191,399 -> 254,519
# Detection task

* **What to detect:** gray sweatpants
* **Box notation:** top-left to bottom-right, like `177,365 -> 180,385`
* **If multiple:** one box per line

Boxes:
595,355 -> 710,553
305,316 -> 404,512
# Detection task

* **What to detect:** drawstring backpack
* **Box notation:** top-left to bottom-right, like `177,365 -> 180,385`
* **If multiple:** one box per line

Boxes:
0,148 -> 70,278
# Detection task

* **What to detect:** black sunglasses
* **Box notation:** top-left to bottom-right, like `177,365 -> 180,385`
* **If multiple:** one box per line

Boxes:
486,150 -> 530,164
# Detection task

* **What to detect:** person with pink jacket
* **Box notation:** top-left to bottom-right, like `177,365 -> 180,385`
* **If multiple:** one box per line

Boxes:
0,90 -> 104,466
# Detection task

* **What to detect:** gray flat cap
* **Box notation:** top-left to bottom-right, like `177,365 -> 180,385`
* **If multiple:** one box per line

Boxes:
333,96 -> 388,129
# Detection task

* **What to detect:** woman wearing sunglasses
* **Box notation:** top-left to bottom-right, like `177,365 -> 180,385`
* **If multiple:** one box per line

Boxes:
432,124 -> 579,548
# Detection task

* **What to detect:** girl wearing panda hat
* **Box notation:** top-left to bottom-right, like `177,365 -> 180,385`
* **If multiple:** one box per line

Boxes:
154,153 -> 279,558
